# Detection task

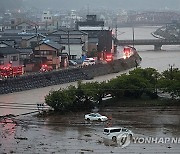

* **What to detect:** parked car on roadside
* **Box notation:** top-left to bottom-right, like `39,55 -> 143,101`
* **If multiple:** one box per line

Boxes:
69,60 -> 77,66
85,113 -> 108,121
82,58 -> 95,66
103,127 -> 133,142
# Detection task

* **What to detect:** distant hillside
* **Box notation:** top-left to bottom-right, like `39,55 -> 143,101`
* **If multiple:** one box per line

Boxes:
0,0 -> 22,12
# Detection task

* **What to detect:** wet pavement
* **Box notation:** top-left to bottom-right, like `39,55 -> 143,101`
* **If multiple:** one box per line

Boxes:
0,106 -> 180,153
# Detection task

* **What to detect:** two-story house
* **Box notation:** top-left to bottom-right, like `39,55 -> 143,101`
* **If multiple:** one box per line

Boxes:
20,34 -> 46,48
34,41 -> 65,69
0,47 -> 20,67
47,29 -> 88,59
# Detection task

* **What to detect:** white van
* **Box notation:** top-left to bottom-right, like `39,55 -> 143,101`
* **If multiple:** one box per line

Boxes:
103,127 -> 133,142
82,58 -> 95,66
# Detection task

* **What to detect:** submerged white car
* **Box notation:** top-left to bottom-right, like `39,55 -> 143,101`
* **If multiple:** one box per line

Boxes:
85,113 -> 108,121
103,127 -> 133,142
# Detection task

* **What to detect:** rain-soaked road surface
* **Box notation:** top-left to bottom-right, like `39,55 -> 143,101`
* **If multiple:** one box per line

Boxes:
0,106 -> 180,154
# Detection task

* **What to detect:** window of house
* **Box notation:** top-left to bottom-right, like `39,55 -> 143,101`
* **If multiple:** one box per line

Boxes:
40,51 -> 50,55
45,51 -> 49,55
11,56 -> 18,61
21,55 -> 27,59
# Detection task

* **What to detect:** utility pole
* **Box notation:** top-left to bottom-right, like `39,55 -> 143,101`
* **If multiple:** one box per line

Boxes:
35,26 -> 41,65
45,21 -> 47,30
132,26 -> 135,48
67,29 -> 70,59
56,21 -> 59,30
115,24 -> 118,39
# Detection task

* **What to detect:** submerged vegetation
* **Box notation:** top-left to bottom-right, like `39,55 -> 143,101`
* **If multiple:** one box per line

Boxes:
45,67 -> 180,112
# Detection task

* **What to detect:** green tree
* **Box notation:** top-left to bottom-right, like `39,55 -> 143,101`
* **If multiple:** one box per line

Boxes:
158,68 -> 180,99
129,68 -> 160,98
108,73 -> 148,99
45,86 -> 77,112
107,75 -> 125,98
81,81 -> 107,105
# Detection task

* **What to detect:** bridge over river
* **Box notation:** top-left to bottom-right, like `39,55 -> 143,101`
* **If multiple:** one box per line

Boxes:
116,39 -> 180,50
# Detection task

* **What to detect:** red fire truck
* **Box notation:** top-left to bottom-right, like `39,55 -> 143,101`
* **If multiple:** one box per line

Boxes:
99,52 -> 113,62
123,46 -> 134,59
0,66 -> 24,79
105,52 -> 113,62
39,64 -> 53,73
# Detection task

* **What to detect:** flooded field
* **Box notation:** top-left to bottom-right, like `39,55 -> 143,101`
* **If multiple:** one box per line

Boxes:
1,106 -> 180,153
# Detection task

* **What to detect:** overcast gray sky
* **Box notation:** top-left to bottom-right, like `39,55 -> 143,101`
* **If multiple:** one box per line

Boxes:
0,0 -> 179,11
25,0 -> 180,10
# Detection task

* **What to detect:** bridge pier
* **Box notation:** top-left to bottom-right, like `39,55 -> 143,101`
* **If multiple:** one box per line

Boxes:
154,45 -> 162,51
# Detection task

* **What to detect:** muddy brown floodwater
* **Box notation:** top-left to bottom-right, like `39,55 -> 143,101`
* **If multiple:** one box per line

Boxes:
0,106 -> 180,154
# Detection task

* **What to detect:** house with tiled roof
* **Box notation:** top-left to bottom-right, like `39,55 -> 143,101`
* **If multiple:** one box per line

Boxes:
34,41 -> 66,69
47,29 -> 88,59
20,34 -> 46,48
15,21 -> 38,31
0,41 -> 12,48
0,47 -> 20,67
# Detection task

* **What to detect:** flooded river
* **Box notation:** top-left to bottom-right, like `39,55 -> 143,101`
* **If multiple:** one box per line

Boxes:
0,26 -> 180,153
0,105 -> 180,153
0,26 -> 180,116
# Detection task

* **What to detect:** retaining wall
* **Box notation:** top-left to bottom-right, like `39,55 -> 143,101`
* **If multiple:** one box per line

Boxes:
82,52 -> 141,78
0,52 -> 141,95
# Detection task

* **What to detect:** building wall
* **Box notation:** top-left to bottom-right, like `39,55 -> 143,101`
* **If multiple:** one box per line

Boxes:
16,23 -> 33,30
34,44 -> 57,51
3,54 -> 20,67
42,11 -> 53,23
88,43 -> 97,53
0,26 -> 3,31
34,44 -> 60,69
20,40 -> 27,48
64,44 -> 82,59
26,37 -> 39,48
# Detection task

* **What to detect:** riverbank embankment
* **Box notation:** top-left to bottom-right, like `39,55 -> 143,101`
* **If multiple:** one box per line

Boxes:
0,52 -> 141,95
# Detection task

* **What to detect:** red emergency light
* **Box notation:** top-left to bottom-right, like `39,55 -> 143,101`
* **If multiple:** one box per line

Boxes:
124,47 -> 131,54
106,53 -> 113,62
123,47 -> 131,58
42,64 -> 48,67
0,66 -> 23,78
